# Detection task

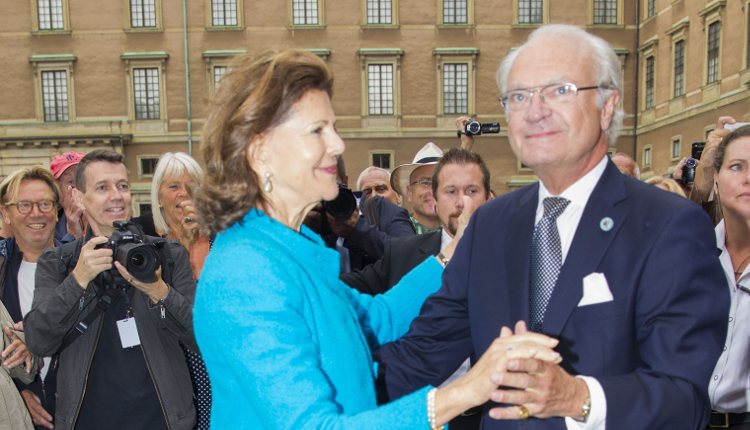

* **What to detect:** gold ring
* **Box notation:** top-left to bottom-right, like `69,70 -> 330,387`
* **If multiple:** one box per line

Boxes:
128,278 -> 135,284
183,216 -> 193,224
518,405 -> 529,420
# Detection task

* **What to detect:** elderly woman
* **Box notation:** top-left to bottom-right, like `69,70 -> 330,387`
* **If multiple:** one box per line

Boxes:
707,124 -> 750,427
139,152 -> 212,430
148,152 -> 210,279
193,50 -> 560,429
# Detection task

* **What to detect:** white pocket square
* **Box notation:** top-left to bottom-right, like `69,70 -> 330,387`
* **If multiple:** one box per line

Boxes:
577,272 -> 614,307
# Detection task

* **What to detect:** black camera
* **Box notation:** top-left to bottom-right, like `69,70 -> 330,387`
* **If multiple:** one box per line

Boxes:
464,120 -> 500,136
94,221 -> 163,287
322,184 -> 358,220
681,141 -> 706,185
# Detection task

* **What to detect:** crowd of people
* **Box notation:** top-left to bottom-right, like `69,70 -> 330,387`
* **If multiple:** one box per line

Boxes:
0,23 -> 747,430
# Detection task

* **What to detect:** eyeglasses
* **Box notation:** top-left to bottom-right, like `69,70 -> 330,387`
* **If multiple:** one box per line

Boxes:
410,178 -> 432,188
6,200 -> 56,214
499,82 -> 608,112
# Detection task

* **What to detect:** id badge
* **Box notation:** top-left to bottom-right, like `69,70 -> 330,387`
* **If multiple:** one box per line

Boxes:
116,317 -> 141,348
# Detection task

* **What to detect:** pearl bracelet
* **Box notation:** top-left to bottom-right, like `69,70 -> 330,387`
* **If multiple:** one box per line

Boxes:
427,388 -> 445,430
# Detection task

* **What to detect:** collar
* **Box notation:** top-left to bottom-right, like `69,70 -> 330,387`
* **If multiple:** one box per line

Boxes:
538,155 -> 608,206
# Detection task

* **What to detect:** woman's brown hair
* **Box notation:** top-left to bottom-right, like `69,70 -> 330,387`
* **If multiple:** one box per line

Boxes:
196,50 -> 334,234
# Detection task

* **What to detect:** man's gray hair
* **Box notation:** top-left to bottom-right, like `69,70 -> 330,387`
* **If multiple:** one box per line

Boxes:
356,166 -> 391,191
496,24 -> 623,145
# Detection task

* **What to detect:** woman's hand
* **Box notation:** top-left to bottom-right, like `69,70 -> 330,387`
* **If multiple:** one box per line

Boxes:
2,326 -> 33,371
431,321 -> 561,426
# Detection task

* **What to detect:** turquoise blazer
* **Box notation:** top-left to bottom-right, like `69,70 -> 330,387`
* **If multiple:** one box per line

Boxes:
194,209 -> 442,429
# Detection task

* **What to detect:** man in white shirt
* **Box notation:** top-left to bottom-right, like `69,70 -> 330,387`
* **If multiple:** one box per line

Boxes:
0,166 -> 60,429
377,24 -> 728,430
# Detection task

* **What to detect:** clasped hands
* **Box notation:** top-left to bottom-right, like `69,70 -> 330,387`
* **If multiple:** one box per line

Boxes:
457,321 -> 589,422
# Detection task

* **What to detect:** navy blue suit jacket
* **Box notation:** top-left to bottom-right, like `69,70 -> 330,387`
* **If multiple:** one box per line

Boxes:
377,161 -> 729,429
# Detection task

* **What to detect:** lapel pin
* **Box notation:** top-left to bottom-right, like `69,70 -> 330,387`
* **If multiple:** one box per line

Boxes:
599,217 -> 614,232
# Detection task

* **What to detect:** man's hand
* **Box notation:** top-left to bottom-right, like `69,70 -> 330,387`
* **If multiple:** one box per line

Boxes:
114,262 -> 169,304
71,236 -> 113,289
487,321 -> 590,421
64,184 -> 85,239
455,115 -> 475,150
1,326 -> 32,371
20,390 -> 54,429
326,209 -> 360,239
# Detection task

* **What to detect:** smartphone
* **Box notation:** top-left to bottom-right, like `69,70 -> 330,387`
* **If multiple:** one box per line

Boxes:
724,122 -> 750,131
691,141 -> 706,160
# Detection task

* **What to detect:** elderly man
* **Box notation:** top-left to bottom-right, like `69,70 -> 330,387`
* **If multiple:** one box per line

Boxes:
25,150 -> 197,430
357,166 -> 401,205
376,24 -> 727,430
391,142 -> 443,233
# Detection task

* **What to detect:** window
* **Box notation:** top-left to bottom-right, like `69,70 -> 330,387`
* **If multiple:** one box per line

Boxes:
358,48 -> 402,122
643,146 -> 652,168
292,0 -> 319,25
122,52 -> 168,121
518,0 -> 543,24
130,0 -> 157,28
133,68 -> 160,120
37,0 -> 65,30
645,56 -> 655,109
593,0 -> 617,25
443,63 -> 468,114
370,151 -> 394,170
646,0 -> 655,19
139,156 -> 159,176
30,54 -> 76,122
443,0 -> 467,24
673,40 -> 685,97
366,0 -> 392,25
211,0 -> 238,26
707,21 -> 720,84
41,70 -> 69,122
138,203 -> 152,215
213,65 -> 228,89
367,64 -> 394,115
671,137 -> 681,160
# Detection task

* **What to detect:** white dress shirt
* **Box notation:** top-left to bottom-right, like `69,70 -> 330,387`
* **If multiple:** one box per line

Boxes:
708,220 -> 750,413
536,155 -> 608,430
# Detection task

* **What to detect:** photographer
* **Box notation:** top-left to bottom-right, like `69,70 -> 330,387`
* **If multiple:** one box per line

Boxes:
24,150 -> 197,430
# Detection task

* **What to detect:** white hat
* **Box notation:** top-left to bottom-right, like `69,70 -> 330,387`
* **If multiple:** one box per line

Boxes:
390,142 -> 444,196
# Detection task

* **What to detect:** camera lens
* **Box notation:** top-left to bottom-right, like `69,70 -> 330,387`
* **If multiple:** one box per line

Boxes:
129,252 -> 146,269
465,121 -> 481,136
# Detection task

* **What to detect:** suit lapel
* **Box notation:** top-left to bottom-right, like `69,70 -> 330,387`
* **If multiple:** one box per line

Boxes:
503,185 -> 538,325
543,162 -> 629,337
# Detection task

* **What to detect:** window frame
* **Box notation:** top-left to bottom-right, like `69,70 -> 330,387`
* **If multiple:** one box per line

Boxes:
433,48 -> 478,118
514,0 -> 546,26
125,0 -> 163,32
706,20 -> 721,84
358,48 -> 403,124
438,0 -> 473,27
202,50 -> 245,96
644,55 -> 655,110
670,136 -> 682,161
645,0 -> 655,19
138,155 -> 161,178
642,145 -> 653,169
589,0 -> 621,26
698,1 -> 725,86
121,52 -> 169,122
638,37 -> 658,111
205,0 -> 245,30
31,0 -> 70,34
289,0 -> 325,28
369,150 -> 395,170
29,54 -> 76,123
362,0 -> 398,27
